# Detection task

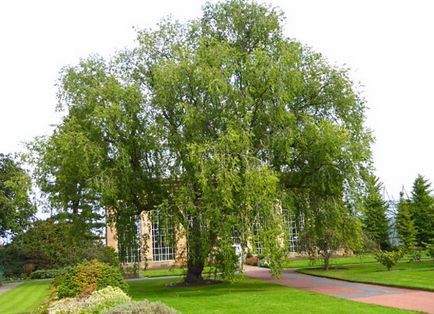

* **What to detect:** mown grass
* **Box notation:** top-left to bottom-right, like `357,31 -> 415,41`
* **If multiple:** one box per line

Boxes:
0,275 -> 420,313
128,276 -> 417,314
284,253 -> 432,268
299,260 -> 434,291
142,266 -> 216,278
283,255 -> 378,268
0,280 -> 51,314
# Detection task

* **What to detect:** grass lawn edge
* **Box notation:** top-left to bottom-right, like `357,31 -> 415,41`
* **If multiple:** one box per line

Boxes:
296,267 -> 434,292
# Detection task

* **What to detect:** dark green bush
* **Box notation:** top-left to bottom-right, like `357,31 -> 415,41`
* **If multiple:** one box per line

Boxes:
29,268 -> 69,279
374,250 -> 403,271
0,245 -> 27,278
103,300 -> 179,314
0,219 -> 119,278
53,259 -> 128,298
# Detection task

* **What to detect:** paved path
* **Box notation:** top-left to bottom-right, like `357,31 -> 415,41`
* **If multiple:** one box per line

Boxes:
0,282 -> 21,296
244,266 -> 434,313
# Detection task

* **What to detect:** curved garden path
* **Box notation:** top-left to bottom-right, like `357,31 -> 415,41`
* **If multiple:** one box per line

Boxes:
244,266 -> 434,313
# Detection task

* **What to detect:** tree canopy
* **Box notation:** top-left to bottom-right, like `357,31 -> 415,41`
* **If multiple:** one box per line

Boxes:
31,0 -> 372,281
0,153 -> 35,239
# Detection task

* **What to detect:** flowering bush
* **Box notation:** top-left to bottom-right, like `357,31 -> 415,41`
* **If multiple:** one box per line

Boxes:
103,300 -> 179,314
49,286 -> 131,314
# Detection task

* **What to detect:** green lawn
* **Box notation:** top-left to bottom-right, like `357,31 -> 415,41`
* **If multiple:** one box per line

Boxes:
0,280 -> 51,314
128,276 -> 416,314
299,261 -> 434,291
283,255 -> 378,268
0,276 -> 420,313
142,266 -> 216,277
283,254 -> 431,269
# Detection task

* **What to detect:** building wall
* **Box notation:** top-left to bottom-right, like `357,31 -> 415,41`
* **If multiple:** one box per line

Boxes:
106,210 -> 309,269
106,211 -> 187,269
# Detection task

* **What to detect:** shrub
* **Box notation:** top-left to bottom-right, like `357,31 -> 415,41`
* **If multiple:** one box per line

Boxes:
30,268 -> 69,279
426,243 -> 434,262
2,219 -> 120,277
374,250 -> 403,271
121,263 -> 140,279
408,247 -> 423,262
258,260 -> 270,268
53,260 -> 128,298
0,245 -> 27,278
244,256 -> 259,266
49,286 -> 130,314
103,300 -> 179,314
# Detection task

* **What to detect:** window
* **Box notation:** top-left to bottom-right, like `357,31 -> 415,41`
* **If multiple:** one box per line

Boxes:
151,211 -> 175,261
288,216 -> 299,253
232,226 -> 241,245
252,221 -> 262,254
283,210 -> 303,253
118,217 -> 141,263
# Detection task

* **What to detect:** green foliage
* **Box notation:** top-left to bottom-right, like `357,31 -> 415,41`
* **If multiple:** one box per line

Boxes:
396,193 -> 417,250
29,268 -> 69,279
49,286 -> 131,314
0,245 -> 27,278
1,219 -> 119,276
374,250 -> 403,271
426,243 -> 434,262
103,300 -> 179,314
299,198 -> 363,270
27,120 -> 105,242
409,175 -> 434,247
0,153 -> 35,238
36,0 -> 372,281
53,259 -> 128,298
408,247 -> 423,262
362,176 -> 390,250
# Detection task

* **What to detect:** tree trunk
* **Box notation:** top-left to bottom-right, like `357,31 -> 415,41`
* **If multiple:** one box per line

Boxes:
185,217 -> 205,283
186,258 -> 204,283
323,251 -> 331,270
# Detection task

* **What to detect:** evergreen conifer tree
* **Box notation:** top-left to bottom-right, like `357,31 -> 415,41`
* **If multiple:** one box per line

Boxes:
396,192 -> 417,250
409,175 -> 434,247
362,176 -> 390,250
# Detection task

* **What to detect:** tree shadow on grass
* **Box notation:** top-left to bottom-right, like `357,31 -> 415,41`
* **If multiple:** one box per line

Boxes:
128,278 -> 272,299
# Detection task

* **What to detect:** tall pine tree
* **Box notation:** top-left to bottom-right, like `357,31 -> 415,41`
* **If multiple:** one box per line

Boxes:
362,176 -> 390,250
409,175 -> 434,247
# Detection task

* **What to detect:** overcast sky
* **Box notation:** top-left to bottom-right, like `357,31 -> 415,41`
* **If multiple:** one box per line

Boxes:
1,0 -> 433,199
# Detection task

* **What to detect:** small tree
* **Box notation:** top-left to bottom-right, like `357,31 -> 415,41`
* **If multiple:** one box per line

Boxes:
374,250 -> 403,271
299,198 -> 363,270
